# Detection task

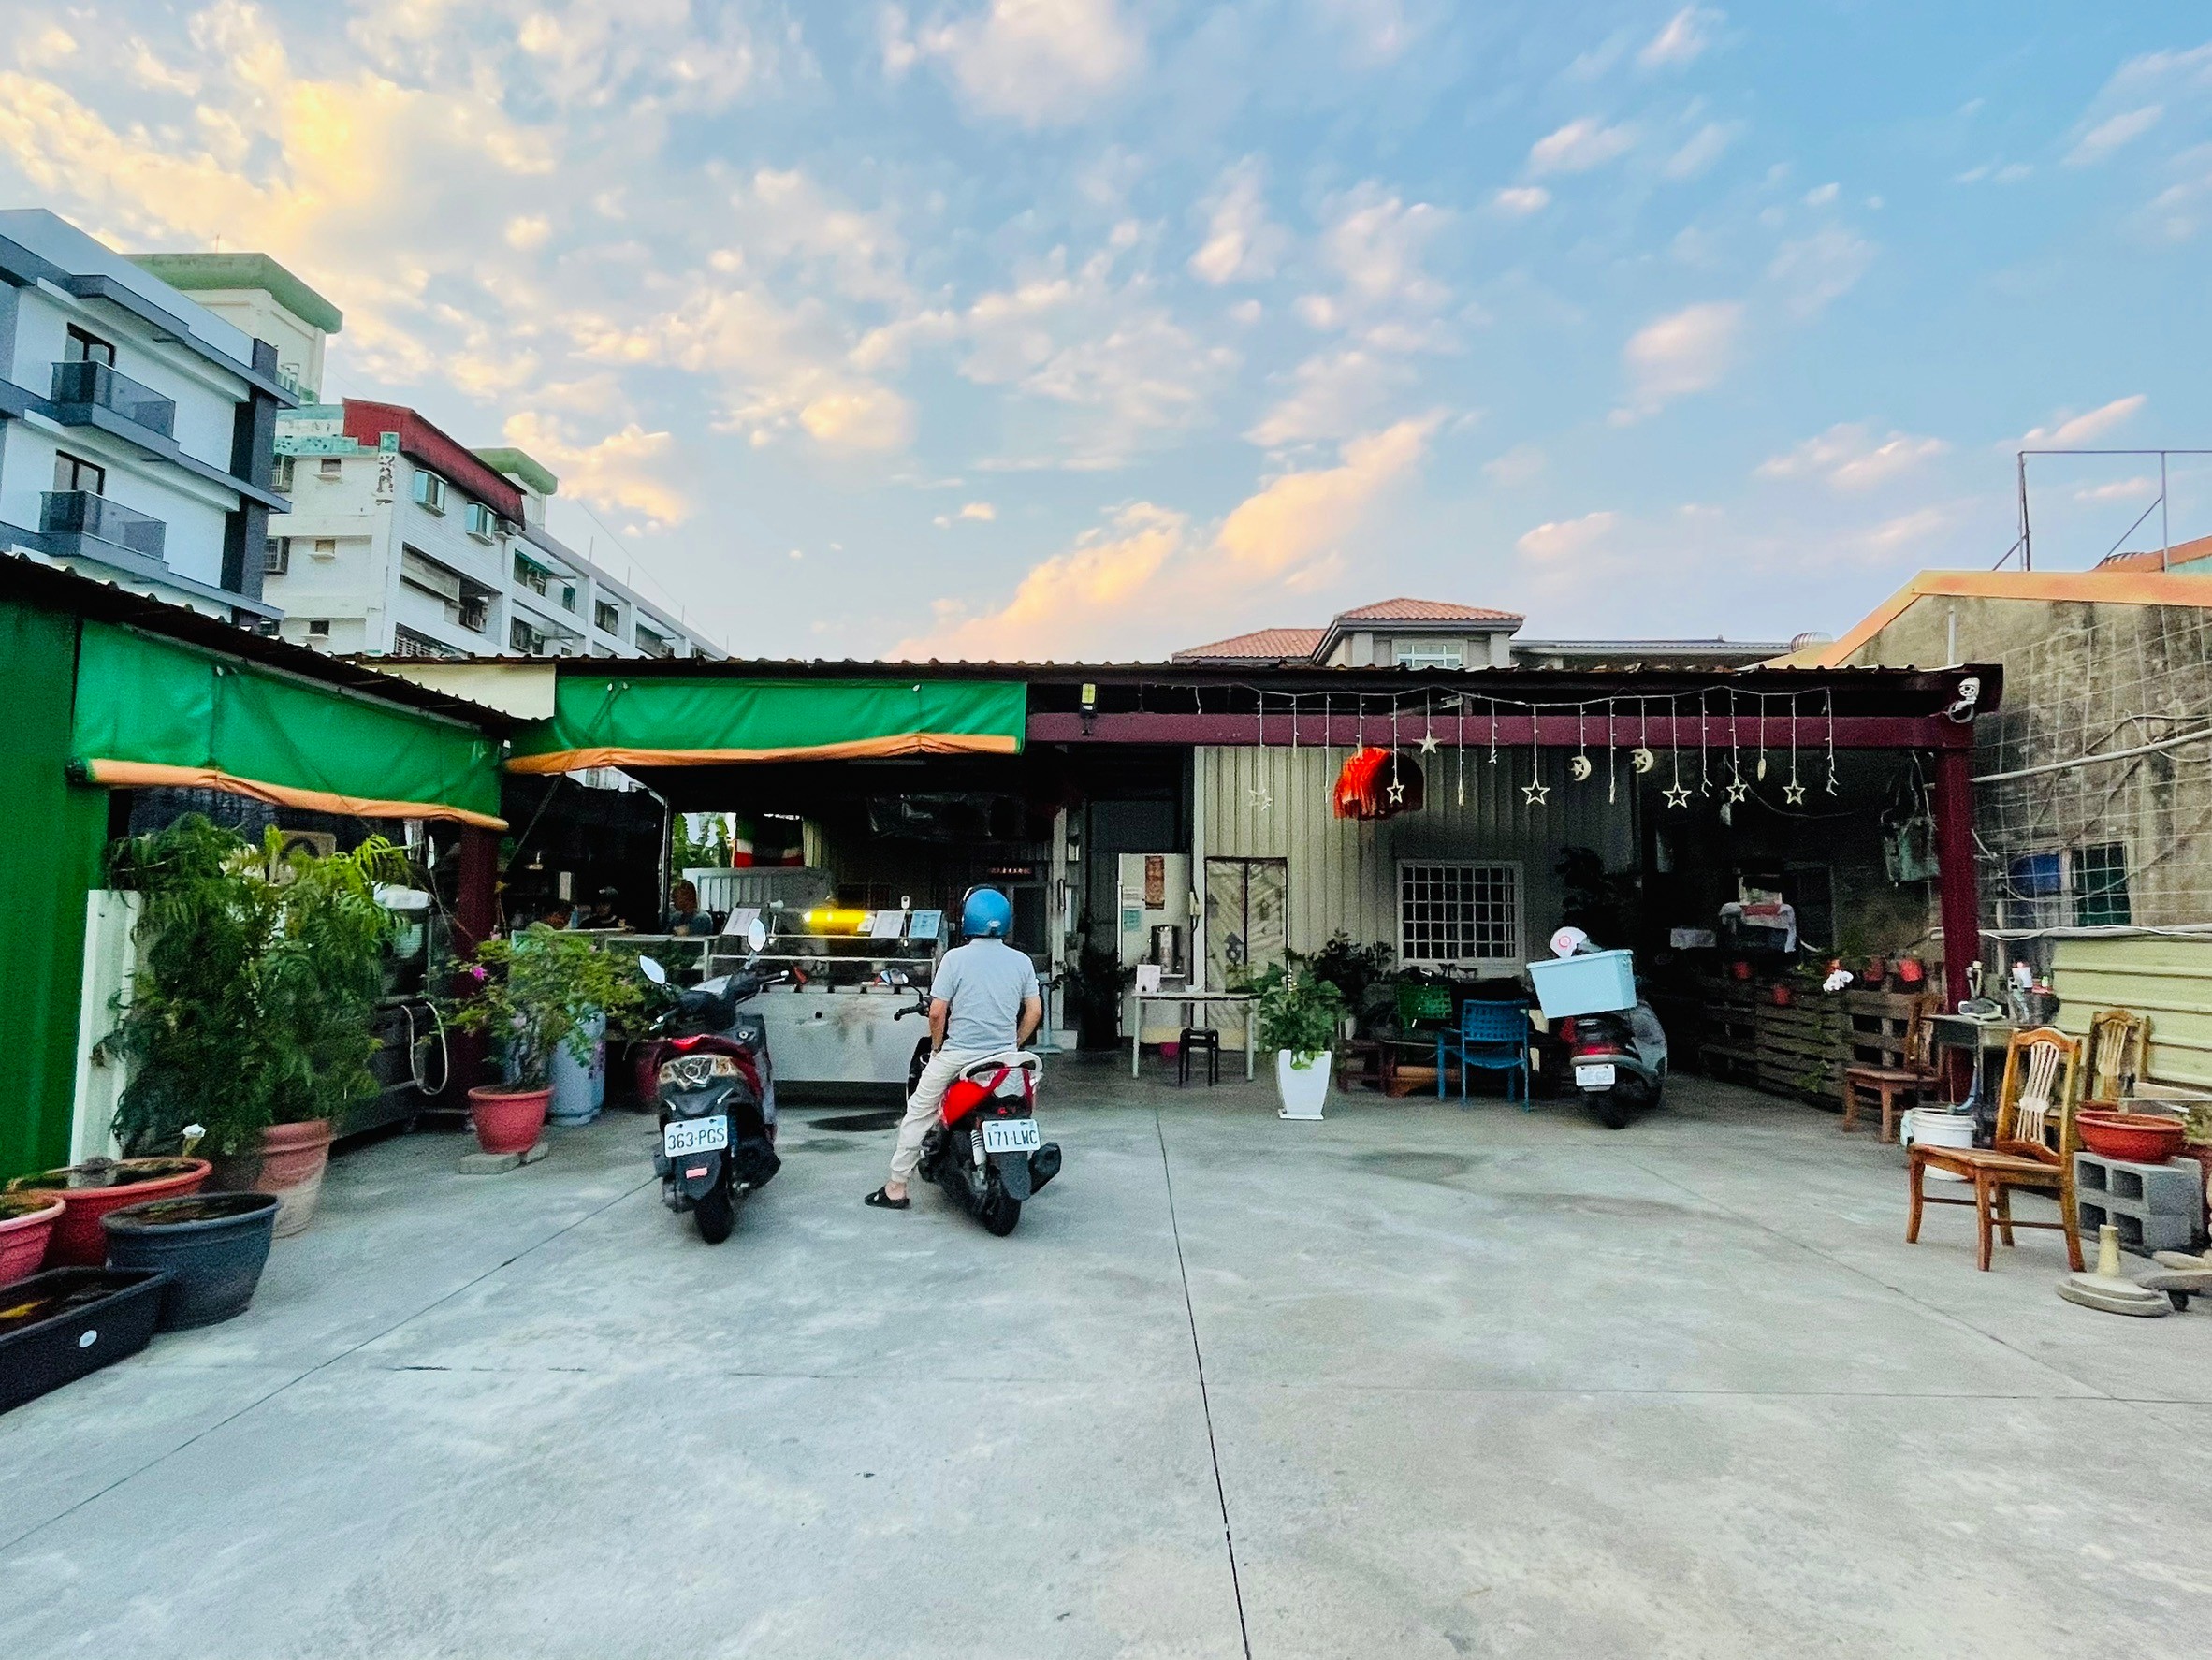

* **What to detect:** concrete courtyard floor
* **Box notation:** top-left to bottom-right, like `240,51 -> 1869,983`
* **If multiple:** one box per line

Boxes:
4,1058 -> 2210,1658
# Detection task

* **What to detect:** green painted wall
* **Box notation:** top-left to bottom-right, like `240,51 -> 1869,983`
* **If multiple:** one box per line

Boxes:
0,598 -> 109,1181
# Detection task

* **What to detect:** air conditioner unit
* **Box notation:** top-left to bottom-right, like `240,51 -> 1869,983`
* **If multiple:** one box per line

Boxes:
465,502 -> 499,541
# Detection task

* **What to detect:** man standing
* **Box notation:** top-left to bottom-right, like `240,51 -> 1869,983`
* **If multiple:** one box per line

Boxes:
866,887 -> 1041,1210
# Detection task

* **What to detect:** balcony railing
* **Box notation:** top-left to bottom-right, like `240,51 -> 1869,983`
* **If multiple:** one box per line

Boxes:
51,359 -> 177,439
41,490 -> 167,561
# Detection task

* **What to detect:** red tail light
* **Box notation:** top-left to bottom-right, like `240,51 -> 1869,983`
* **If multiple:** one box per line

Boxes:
1558,1018 -> 1576,1044
669,1035 -> 705,1050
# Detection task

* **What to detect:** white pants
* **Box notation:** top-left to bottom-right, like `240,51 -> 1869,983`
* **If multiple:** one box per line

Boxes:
890,1046 -> 1001,1183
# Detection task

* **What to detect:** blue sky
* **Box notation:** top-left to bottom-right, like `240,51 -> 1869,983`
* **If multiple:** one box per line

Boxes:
4,2 -> 2209,659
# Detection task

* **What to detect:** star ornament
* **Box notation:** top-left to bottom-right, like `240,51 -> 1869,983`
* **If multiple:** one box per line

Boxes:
1663,782 -> 1693,809
1417,732 -> 1440,754
1522,779 -> 1550,808
1387,779 -> 1406,805
1724,779 -> 1749,805
1783,779 -> 1807,806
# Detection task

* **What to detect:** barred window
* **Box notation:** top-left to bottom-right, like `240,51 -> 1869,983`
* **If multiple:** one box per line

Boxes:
1398,861 -> 1520,966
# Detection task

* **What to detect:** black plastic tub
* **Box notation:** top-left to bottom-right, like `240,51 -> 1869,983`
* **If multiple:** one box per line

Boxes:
0,1268 -> 167,1415
103,1192 -> 279,1331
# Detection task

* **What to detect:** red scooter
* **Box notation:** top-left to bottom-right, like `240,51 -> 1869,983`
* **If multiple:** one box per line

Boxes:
891,978 -> 1061,1235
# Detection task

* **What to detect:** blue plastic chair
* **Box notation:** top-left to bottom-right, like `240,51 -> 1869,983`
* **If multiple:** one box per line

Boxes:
1437,999 -> 1533,1106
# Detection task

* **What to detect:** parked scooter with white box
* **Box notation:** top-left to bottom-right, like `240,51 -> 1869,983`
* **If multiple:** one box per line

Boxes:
1528,926 -> 1668,1129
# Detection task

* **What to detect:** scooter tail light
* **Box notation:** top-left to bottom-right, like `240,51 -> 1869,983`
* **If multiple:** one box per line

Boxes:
668,1035 -> 706,1051
1558,1018 -> 1575,1044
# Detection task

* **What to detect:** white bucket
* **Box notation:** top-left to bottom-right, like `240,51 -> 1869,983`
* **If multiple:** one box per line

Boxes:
1902,1107 -> 1973,1180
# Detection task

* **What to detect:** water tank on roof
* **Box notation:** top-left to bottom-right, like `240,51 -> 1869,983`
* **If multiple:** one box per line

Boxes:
1789,632 -> 1834,653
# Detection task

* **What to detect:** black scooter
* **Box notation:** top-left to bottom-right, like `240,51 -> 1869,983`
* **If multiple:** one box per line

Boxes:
638,939 -> 787,1243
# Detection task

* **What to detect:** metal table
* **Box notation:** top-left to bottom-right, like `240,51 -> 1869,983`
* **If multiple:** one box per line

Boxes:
1132,991 -> 1258,1080
1928,1012 -> 2012,1114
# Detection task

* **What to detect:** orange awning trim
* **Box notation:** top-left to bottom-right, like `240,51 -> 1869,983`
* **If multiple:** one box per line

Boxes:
81,761 -> 509,829
503,731 -> 1021,774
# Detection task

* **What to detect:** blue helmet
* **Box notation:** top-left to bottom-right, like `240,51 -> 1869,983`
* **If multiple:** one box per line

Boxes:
960,885 -> 1013,939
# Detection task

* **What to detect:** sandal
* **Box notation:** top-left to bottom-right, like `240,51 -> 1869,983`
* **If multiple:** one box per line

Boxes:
864,1187 -> 910,1210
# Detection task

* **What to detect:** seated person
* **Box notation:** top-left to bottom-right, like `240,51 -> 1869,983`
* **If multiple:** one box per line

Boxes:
569,886 -> 628,931
662,880 -> 717,937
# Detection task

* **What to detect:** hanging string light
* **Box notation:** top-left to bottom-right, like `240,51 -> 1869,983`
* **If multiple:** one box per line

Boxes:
1664,692 -> 1692,808
1784,692 -> 1807,806
1825,689 -> 1840,795
1387,695 -> 1406,806
1724,687 -> 1749,804
1250,688 -> 1272,812
1754,690 -> 1769,781
1524,699 -> 1550,808
1456,694 -> 1466,807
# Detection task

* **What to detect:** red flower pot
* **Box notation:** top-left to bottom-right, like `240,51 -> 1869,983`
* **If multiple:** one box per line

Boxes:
211,1120 -> 337,1238
469,1085 -> 550,1156
0,1194 -> 65,1287
2077,1112 -> 2187,1165
6,1158 -> 212,1269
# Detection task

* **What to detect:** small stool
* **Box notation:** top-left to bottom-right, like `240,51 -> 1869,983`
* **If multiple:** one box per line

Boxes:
1178,1027 -> 1221,1085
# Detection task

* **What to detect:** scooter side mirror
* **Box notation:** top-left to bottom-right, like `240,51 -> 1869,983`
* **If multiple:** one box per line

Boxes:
638,956 -> 668,986
746,918 -> 770,953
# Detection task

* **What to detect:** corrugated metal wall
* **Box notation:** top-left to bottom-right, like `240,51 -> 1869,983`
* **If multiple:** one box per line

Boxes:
2051,936 -> 2212,1088
1197,744 -> 1637,964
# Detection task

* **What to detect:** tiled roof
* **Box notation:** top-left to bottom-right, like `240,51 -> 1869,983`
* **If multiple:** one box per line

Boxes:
1335,597 -> 1523,623
1171,627 -> 1328,662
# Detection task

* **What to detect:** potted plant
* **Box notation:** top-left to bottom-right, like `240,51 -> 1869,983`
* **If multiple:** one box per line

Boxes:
1306,932 -> 1396,1036
102,1190 -> 281,1331
6,1158 -> 211,1268
1253,962 -> 1348,1121
0,1192 -> 65,1286
101,818 -> 405,1237
446,926 -> 649,1154
1059,938 -> 1136,1051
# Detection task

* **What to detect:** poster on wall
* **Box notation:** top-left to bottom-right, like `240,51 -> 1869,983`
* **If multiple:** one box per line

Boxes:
1143,855 -> 1166,908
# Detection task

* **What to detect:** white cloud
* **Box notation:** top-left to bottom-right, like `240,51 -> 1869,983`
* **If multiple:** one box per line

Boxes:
1803,181 -> 1840,207
897,417 -> 1435,659
1492,185 -> 1551,215
1296,183 -> 1454,342
21,26 -> 79,67
1483,444 -> 1546,486
2066,104 -> 2163,166
1618,300 -> 1741,417
1317,0 -> 1419,64
502,410 -> 690,526
2074,475 -> 2157,503
1637,7 -> 1721,70
1189,159 -> 1288,284
1528,117 -> 1637,174
1768,226 -> 1875,316
798,386 -> 915,451
904,0 -> 1144,126
2020,394 -> 2147,446
504,213 -> 552,251
1517,510 -> 1618,561
1245,349 -> 1407,448
934,500 -> 998,527
1757,424 -> 1949,491
1663,121 -> 1741,181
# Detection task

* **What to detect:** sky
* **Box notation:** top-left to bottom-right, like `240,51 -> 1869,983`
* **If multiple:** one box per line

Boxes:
5,3 -> 2211,661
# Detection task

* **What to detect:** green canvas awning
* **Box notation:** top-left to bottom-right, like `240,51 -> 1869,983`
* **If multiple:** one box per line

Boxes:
71,623 -> 506,826
506,676 -> 1027,773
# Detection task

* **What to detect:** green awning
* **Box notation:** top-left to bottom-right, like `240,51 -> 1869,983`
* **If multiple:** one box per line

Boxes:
71,623 -> 506,826
506,676 -> 1027,773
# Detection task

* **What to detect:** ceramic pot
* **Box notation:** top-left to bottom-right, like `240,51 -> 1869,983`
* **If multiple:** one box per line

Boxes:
469,1085 -> 550,1156
102,1192 -> 279,1331
548,1012 -> 607,1126
210,1120 -> 336,1239
0,1194 -> 65,1287
1276,1049 -> 1330,1121
4,1158 -> 211,1269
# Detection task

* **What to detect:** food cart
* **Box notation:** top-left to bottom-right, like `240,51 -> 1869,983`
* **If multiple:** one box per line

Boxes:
721,903 -> 948,1096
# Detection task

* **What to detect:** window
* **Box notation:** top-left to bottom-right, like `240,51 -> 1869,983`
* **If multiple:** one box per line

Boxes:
393,626 -> 462,661
509,618 -> 546,655
1398,861 -> 1521,967
513,553 -> 549,595
306,619 -> 331,639
560,583 -> 578,613
636,624 -> 673,659
457,594 -> 488,633
594,599 -> 621,634
65,326 -> 115,367
313,537 -> 337,559
2072,843 -> 2132,927
271,454 -> 296,493
413,470 -> 448,513
318,457 -> 342,481
52,451 -> 106,495
1397,639 -> 1465,672
466,502 -> 500,541
265,537 -> 290,575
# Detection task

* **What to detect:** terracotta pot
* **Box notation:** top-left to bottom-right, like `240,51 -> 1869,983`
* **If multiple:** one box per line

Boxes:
209,1121 -> 335,1239
1730,960 -> 1753,982
2077,1112 -> 2188,1165
469,1085 -> 550,1156
4,1158 -> 211,1269
1897,958 -> 1926,986
0,1194 -> 65,1287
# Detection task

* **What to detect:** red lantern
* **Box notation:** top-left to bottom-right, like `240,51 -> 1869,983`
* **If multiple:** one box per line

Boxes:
1332,748 -> 1425,820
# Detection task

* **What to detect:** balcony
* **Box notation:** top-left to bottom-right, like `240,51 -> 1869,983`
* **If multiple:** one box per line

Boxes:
51,359 -> 177,440
41,490 -> 166,561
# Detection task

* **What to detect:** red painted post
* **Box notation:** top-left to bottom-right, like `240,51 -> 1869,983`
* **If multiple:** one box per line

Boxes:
441,825 -> 502,1105
1933,743 -> 1982,1011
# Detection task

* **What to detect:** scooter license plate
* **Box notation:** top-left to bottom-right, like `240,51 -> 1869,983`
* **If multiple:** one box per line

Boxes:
663,1115 -> 730,1158
982,1118 -> 1041,1155
1574,1063 -> 1618,1088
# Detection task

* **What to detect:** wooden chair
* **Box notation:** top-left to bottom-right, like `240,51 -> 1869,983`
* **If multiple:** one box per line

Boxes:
2083,1008 -> 2148,1110
1841,995 -> 1940,1141
1906,1027 -> 2085,1273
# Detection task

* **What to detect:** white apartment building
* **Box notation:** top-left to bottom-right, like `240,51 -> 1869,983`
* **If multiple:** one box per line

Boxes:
266,398 -> 718,661
0,211 -> 300,626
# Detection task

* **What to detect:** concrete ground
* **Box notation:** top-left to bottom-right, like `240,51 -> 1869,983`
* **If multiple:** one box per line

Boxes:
4,1059 -> 2209,1659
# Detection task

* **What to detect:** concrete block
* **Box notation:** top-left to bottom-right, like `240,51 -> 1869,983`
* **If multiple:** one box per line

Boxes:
2076,1198 -> 2201,1256
457,1139 -> 550,1175
2074,1152 -> 2201,1213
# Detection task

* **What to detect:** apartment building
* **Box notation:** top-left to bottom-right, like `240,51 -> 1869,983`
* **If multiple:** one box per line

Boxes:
0,210 -> 302,625
267,399 -> 717,660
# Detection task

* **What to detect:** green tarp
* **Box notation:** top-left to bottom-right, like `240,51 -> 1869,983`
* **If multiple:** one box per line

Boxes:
71,623 -> 506,825
506,676 -> 1027,772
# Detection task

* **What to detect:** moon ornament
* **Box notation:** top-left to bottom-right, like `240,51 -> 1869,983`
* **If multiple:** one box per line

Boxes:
1569,754 -> 1593,782
1631,747 -> 1656,774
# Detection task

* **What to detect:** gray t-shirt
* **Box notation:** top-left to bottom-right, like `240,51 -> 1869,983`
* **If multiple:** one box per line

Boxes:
930,939 -> 1040,1053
